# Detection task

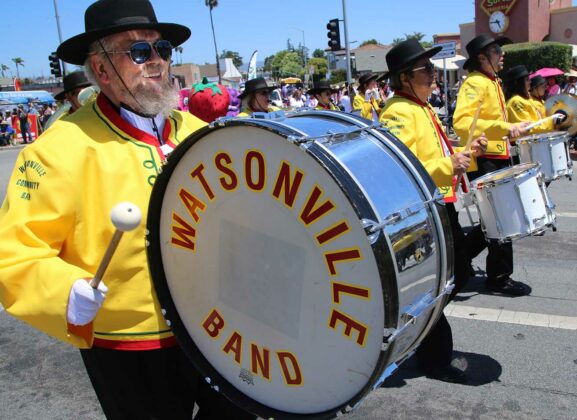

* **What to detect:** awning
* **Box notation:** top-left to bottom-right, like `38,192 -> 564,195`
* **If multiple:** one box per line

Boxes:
431,54 -> 466,71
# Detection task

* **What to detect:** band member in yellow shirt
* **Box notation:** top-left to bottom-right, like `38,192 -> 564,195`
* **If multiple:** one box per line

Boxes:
380,39 -> 487,384
453,34 -> 531,296
353,73 -> 381,120
307,80 -> 338,110
238,77 -> 280,117
504,65 -> 565,134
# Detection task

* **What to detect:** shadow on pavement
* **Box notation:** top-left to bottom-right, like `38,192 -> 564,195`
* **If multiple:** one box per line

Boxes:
452,265 -> 532,302
382,350 -> 502,388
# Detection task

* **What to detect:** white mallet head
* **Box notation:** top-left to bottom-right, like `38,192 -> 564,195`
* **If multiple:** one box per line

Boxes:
110,202 -> 142,232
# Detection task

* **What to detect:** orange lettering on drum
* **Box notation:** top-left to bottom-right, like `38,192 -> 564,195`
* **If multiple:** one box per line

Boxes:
276,351 -> 303,386
179,188 -> 207,223
331,282 -> 370,304
250,343 -> 271,380
315,220 -> 350,245
202,308 -> 225,338
215,152 -> 238,191
299,186 -> 335,226
222,331 -> 243,364
170,212 -> 197,251
244,150 -> 266,191
190,163 -> 215,200
328,309 -> 368,347
271,161 -> 304,208
324,248 -> 362,276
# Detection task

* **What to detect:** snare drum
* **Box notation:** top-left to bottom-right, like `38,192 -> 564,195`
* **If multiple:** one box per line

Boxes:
470,162 -> 556,243
517,131 -> 573,182
146,110 -> 454,418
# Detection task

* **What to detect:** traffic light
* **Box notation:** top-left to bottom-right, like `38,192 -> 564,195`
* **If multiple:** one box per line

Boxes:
326,19 -> 341,51
48,52 -> 62,78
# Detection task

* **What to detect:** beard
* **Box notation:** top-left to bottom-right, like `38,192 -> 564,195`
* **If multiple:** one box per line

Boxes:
130,66 -> 179,117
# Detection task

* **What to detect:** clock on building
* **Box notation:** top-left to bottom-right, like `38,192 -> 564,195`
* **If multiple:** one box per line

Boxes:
489,11 -> 509,34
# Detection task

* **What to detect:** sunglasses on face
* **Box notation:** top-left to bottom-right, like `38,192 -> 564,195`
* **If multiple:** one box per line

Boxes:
104,40 -> 173,64
411,62 -> 435,74
486,45 -> 503,56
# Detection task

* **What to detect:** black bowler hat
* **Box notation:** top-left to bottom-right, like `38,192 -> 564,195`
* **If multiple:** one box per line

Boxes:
385,39 -> 442,76
54,72 -> 92,101
463,34 -> 512,70
239,77 -> 276,99
530,74 -> 547,90
57,0 -> 190,65
504,65 -> 529,82
307,80 -> 335,95
358,73 -> 378,86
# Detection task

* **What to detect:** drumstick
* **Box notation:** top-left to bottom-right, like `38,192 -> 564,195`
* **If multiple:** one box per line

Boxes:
464,99 -> 483,151
523,114 -> 563,131
89,202 -> 142,289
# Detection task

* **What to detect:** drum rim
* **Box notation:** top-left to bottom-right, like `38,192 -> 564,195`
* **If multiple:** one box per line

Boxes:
470,162 -> 541,189
147,117 -> 395,419
517,131 -> 568,144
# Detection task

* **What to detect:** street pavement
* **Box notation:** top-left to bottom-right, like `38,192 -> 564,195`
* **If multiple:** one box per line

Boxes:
1,145 -> 576,419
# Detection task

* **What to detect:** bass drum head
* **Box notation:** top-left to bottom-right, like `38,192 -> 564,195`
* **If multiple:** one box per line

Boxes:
147,121 -> 389,418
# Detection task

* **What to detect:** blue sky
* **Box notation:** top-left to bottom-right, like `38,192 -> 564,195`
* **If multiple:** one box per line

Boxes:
3,0 -> 576,78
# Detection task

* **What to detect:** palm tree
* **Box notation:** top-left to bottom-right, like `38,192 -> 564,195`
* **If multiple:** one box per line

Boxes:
0,64 -> 9,78
175,46 -> 183,65
205,0 -> 221,83
11,58 -> 24,80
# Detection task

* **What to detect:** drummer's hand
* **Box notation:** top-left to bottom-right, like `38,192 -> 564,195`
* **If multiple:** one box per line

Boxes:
509,122 -> 531,138
555,113 -> 567,125
470,133 -> 488,157
451,151 -> 471,175
67,278 -> 108,326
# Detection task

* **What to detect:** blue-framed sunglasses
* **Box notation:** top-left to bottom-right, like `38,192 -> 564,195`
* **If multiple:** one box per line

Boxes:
104,40 -> 173,64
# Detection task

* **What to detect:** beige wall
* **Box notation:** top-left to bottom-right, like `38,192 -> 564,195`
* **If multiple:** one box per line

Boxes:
171,64 -> 202,88
550,7 -> 577,44
459,23 -> 476,57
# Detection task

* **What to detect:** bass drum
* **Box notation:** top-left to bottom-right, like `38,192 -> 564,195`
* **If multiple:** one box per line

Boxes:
147,110 -> 454,418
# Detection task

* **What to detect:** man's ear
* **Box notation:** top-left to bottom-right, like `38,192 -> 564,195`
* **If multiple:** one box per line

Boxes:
90,56 -> 109,84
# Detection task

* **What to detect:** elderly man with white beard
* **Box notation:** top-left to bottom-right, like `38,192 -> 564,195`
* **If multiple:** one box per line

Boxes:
0,1 -> 256,419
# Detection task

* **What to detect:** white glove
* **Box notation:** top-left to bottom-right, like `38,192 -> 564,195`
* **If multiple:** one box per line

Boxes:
67,279 -> 108,326
364,90 -> 373,101
372,88 -> 381,101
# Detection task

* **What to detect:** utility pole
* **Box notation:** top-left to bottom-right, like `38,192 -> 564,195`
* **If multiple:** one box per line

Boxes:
342,0 -> 352,86
52,0 -> 67,75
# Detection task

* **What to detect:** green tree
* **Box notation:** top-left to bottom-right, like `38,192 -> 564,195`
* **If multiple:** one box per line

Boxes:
329,69 -> 347,84
278,51 -> 303,77
393,32 -> 432,48
220,50 -> 243,68
11,58 -> 24,79
205,0 -> 221,83
360,39 -> 378,47
312,49 -> 325,58
308,57 -> 328,77
0,64 -> 9,78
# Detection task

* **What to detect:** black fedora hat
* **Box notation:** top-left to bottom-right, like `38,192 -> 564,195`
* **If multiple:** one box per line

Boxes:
504,65 -> 529,82
463,34 -> 512,70
57,0 -> 190,65
358,73 -> 378,86
239,77 -> 276,99
386,39 -> 442,76
54,71 -> 92,101
307,80 -> 335,95
530,74 -> 547,90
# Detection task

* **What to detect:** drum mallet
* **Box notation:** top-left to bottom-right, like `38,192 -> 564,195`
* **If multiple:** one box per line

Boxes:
456,99 -> 483,187
523,113 -> 564,132
89,202 -> 142,289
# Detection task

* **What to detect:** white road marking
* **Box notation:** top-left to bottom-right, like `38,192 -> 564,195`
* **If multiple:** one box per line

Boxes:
446,304 -> 577,330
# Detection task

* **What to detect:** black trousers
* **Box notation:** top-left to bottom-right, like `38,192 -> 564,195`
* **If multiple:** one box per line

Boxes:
416,203 -> 470,369
466,157 -> 514,282
80,346 -> 255,420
